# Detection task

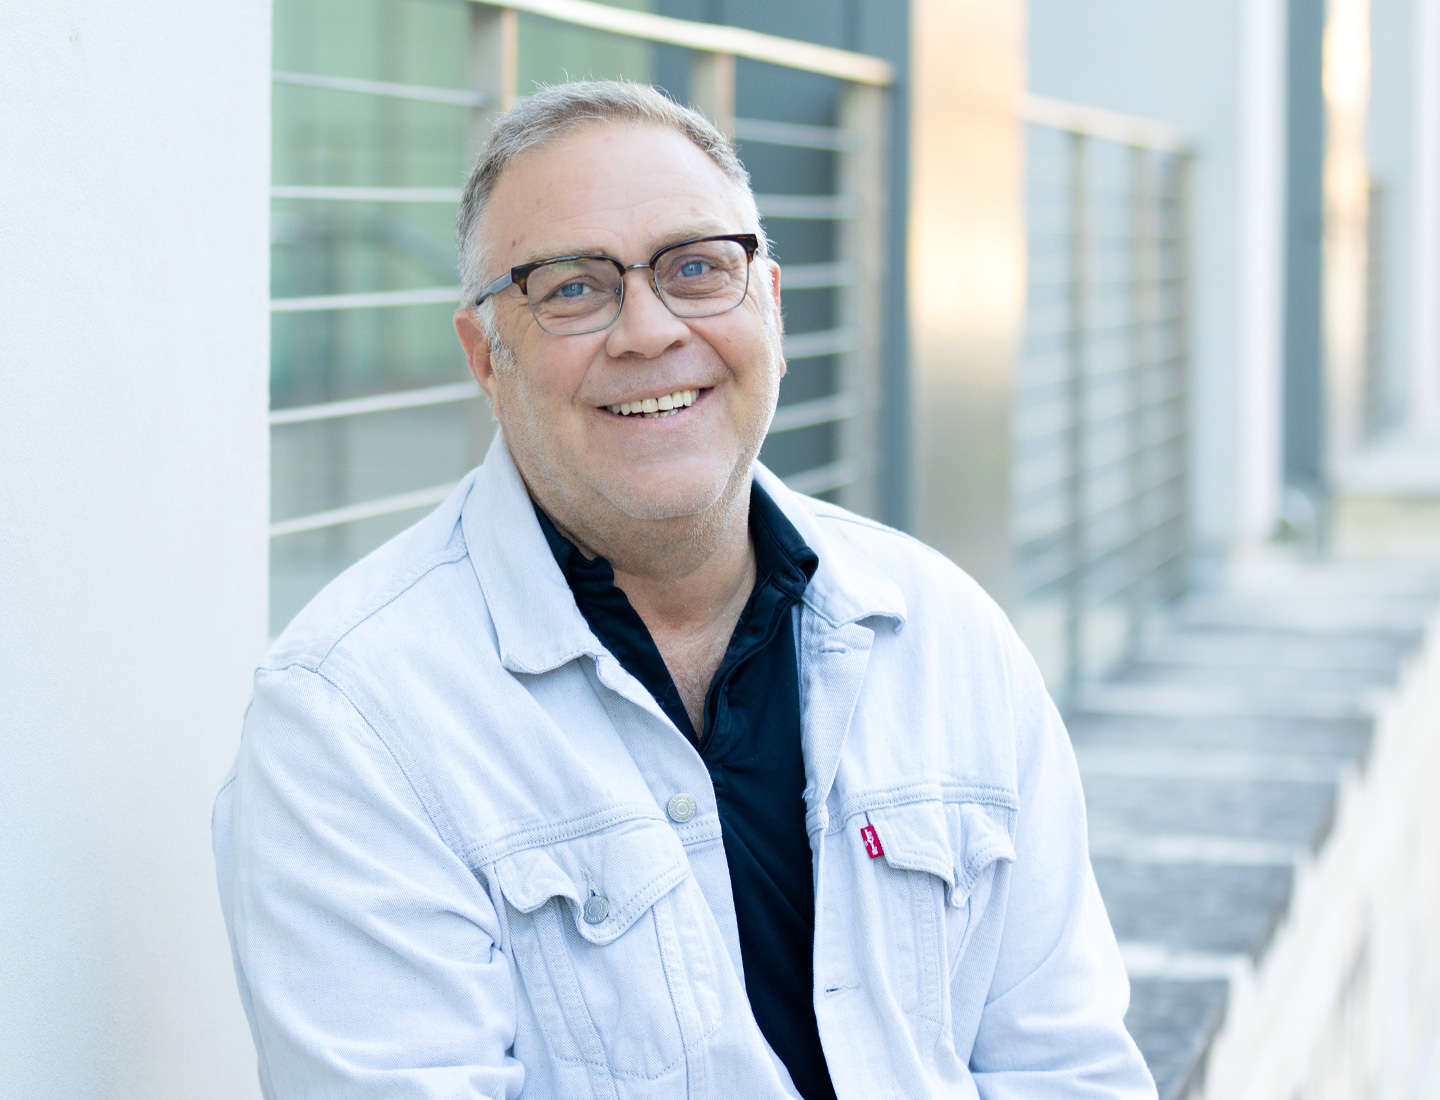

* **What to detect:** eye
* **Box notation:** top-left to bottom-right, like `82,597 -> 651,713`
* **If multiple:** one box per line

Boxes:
679,259 -> 710,277
557,281 -> 590,298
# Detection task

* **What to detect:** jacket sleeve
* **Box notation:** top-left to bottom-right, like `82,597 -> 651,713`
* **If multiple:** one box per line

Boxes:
213,663 -> 525,1100
968,632 -> 1157,1099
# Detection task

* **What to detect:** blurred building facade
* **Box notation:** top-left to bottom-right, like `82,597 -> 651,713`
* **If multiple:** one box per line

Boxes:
3,1 -> 1440,1098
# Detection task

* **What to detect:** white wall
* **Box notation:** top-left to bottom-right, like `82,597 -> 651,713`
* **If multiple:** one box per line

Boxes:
1027,0 -> 1289,569
0,4 -> 269,1098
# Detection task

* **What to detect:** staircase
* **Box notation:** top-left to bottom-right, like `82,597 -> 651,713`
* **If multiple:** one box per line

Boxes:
1073,557 -> 1440,1099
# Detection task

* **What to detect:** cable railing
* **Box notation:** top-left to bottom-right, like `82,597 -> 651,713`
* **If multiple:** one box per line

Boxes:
266,0 -> 892,632
1013,94 -> 1194,694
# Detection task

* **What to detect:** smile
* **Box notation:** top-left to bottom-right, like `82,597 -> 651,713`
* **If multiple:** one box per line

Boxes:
604,388 -> 700,418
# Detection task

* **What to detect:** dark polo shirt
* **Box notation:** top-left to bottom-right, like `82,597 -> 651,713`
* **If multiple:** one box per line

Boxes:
533,483 -> 835,1100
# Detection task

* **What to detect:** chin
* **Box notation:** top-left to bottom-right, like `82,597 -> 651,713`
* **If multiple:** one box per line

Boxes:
597,462 -> 741,522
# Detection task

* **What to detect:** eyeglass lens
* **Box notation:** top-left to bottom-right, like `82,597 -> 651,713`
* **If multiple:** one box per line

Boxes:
524,238 -> 752,335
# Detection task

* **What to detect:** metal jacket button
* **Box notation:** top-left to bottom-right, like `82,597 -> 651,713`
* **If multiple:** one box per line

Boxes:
667,793 -> 698,823
583,894 -> 609,924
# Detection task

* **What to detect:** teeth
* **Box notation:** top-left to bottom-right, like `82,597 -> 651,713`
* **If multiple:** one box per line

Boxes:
606,389 -> 699,417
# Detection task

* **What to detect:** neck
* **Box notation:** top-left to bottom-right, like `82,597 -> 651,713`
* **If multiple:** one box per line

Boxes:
531,468 -> 757,638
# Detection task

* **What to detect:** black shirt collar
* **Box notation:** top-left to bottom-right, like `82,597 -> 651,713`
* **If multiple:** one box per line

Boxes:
534,481 -> 818,599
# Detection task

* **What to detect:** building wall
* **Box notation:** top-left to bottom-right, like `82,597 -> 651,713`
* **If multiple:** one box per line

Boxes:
1367,0 -> 1417,434
0,3 -> 269,1098
1369,0 -> 1440,437
1027,0 -> 1289,569
1409,0 -> 1440,431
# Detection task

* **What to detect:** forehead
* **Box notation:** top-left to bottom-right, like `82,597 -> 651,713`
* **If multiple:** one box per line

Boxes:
478,121 -> 754,267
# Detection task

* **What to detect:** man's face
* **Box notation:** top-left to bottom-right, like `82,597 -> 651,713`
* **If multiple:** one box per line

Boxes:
456,122 -> 784,531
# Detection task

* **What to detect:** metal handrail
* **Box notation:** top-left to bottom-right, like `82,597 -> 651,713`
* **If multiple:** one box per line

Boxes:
270,484 -> 458,538
270,381 -> 482,426
770,393 -> 857,433
472,0 -> 893,85
272,70 -> 488,107
732,117 -> 856,151
271,185 -> 462,203
755,194 -> 859,220
783,459 -> 857,496
782,328 -> 855,360
271,287 -> 460,313
1020,93 -> 1188,154
780,262 -> 854,289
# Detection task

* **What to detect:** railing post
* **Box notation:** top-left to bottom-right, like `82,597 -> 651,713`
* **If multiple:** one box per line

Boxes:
690,52 -> 736,137
1128,146 -> 1157,650
469,4 -> 518,150
1174,150 -> 1195,589
1362,182 -> 1388,439
837,82 -> 888,520
1064,131 -> 1089,695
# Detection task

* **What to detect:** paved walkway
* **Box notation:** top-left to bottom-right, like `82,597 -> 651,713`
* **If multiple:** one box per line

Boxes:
1072,556 -> 1440,1098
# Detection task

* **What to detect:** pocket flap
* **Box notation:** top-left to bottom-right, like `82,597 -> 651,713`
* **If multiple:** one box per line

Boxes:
947,801 -> 1016,899
867,799 -> 1016,909
491,818 -> 690,946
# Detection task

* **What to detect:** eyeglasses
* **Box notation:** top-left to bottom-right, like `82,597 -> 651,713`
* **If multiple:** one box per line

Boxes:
474,233 -> 760,336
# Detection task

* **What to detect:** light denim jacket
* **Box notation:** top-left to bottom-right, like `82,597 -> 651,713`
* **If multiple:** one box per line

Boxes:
214,438 -> 1155,1100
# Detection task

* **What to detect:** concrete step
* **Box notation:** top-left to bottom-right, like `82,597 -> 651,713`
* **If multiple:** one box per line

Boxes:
1072,560 -> 1440,1099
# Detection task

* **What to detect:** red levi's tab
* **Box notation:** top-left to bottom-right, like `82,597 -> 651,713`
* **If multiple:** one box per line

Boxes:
860,824 -> 884,859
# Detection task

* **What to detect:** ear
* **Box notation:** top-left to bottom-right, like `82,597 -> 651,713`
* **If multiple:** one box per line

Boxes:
766,259 -> 783,318
765,259 -> 786,378
454,307 -> 501,408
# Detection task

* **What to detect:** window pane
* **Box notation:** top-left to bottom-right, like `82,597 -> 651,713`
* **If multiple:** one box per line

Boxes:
273,84 -> 473,189
272,0 -> 485,635
271,402 -> 494,523
271,302 -> 467,408
272,199 -> 458,299
274,0 -> 471,87
517,3 -> 656,90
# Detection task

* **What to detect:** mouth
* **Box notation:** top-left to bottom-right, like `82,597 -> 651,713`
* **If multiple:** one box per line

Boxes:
603,388 -> 701,419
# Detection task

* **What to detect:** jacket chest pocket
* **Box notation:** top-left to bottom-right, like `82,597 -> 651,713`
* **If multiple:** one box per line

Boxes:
489,819 -> 723,1087
860,799 -> 1015,1043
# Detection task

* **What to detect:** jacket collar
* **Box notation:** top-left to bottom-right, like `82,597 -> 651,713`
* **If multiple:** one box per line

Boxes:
462,436 -> 906,674
462,436 -> 607,675
751,463 -> 907,632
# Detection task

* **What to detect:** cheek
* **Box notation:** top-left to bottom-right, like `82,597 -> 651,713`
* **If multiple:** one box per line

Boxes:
496,351 -> 594,434
707,315 -> 776,378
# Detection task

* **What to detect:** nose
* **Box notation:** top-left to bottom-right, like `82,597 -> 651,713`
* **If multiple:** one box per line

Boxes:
603,266 -> 690,359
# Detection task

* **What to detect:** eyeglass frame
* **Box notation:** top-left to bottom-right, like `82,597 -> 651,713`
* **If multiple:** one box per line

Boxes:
472,232 -> 762,335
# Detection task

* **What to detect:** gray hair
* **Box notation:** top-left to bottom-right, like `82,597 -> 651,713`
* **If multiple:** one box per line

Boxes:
455,80 -> 768,315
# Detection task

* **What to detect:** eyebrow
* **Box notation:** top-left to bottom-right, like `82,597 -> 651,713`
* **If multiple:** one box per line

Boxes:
516,223 -> 744,268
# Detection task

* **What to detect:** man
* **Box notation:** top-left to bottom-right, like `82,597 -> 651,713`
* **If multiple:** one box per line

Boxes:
214,81 -> 1155,1099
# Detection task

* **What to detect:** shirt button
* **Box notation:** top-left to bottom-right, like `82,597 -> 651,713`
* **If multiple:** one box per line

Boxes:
667,793 -> 698,823
583,894 -> 609,924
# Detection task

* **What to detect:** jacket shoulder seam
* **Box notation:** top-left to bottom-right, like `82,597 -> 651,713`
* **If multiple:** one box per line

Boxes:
266,540 -> 471,673
276,663 -> 454,850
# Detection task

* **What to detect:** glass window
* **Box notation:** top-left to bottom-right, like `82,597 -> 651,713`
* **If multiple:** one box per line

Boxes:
270,0 -> 492,633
